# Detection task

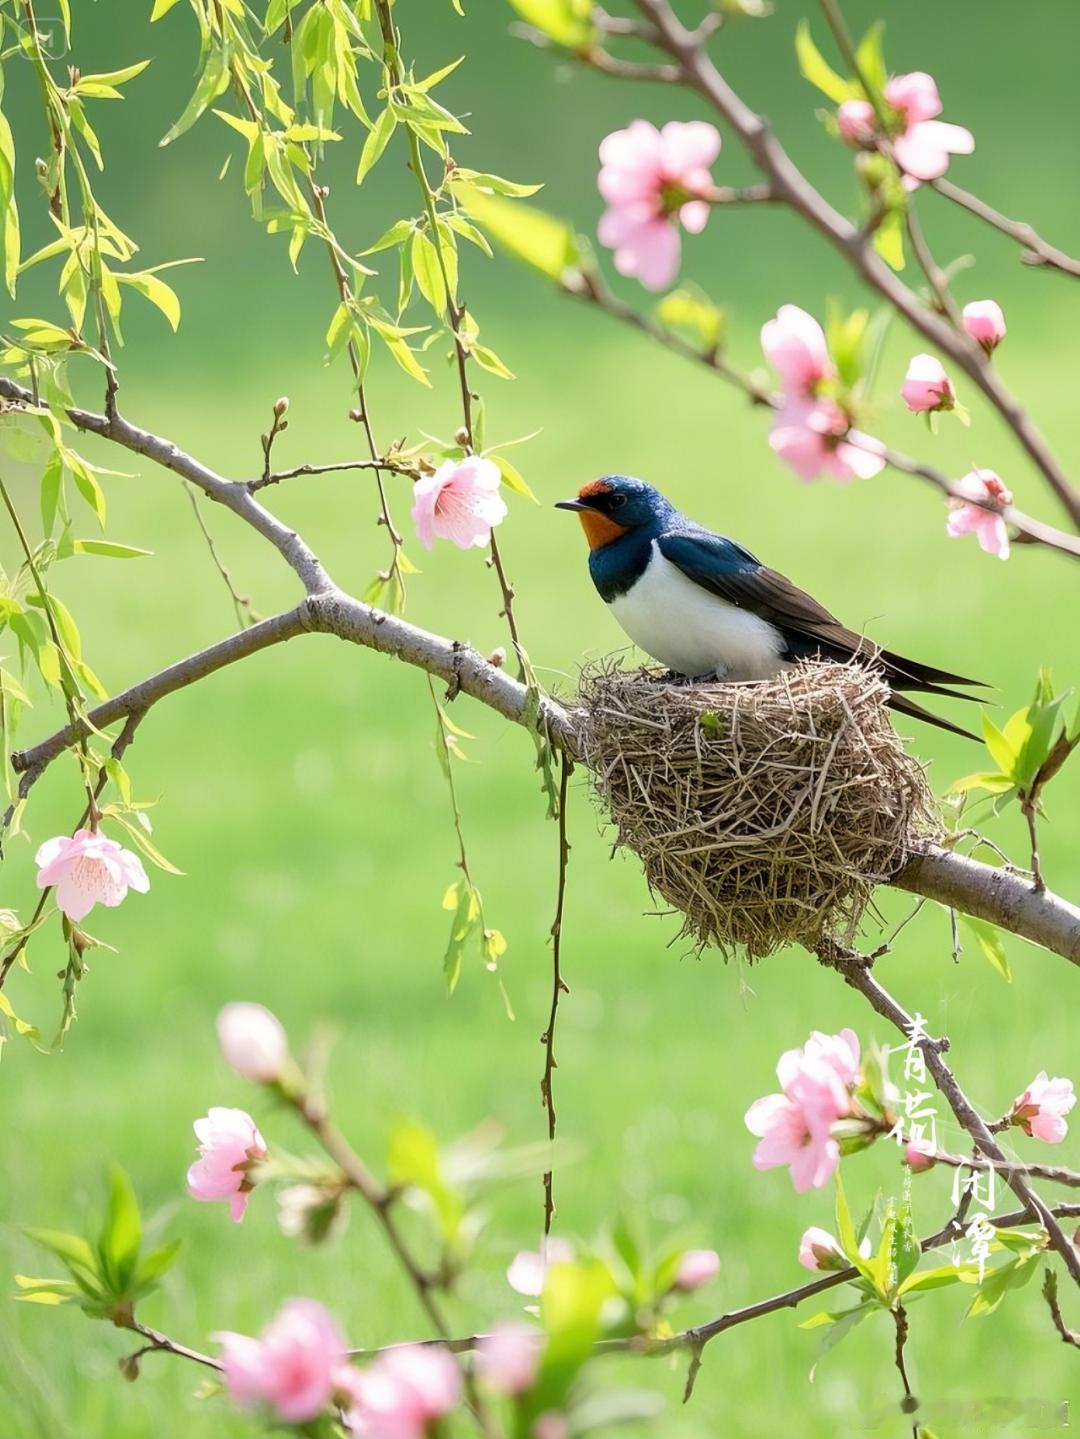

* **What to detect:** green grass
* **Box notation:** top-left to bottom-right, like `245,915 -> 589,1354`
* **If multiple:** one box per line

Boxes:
3,0 -> 1080,1432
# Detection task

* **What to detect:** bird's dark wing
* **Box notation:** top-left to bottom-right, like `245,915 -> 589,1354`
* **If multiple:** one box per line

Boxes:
657,529 -> 985,695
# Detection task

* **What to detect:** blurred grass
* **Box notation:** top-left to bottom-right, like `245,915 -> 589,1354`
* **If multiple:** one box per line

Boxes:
2,0 -> 1079,1434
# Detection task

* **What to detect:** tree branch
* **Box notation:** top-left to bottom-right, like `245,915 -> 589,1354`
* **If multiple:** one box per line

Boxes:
628,0 -> 1080,530
10,601 -> 1080,976
820,945 -> 1080,1286
893,845 -> 1080,965
932,178 -> 1080,280
560,268 -> 1080,561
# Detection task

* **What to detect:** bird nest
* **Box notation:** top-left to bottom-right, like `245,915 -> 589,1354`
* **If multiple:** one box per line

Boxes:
578,660 -> 938,959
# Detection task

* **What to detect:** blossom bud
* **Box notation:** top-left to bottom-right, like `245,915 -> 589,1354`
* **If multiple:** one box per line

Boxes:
901,354 -> 955,413
217,1002 -> 288,1083
674,1248 -> 721,1291
961,300 -> 1006,356
273,396 -> 289,417
454,426 -> 471,447
488,646 -> 506,668
904,1139 -> 936,1173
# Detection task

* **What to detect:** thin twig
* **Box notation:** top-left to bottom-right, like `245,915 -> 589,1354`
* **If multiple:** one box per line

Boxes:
932,177 -> 1080,280
892,1305 -> 920,1439
1042,1268 -> 1080,1350
184,484 -> 259,629
541,751 -> 572,1234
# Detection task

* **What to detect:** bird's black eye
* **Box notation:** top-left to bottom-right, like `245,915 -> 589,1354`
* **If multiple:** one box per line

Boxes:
608,492 -> 628,510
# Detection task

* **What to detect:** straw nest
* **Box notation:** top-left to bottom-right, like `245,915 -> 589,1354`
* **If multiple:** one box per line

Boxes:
578,660 -> 938,959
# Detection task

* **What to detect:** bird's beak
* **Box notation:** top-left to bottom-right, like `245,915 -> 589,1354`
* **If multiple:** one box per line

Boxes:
554,498 -> 588,512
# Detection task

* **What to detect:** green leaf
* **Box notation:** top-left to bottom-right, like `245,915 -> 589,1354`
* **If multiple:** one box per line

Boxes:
68,452 -> 107,527
71,540 -> 152,560
150,0 -> 185,18
657,286 -> 725,351
506,0 -> 596,50
450,167 -> 542,198
981,712 -> 1018,777
795,20 -> 856,104
899,1263 -> 978,1295
957,914 -> 1011,981
40,448 -> 63,537
411,230 -> 447,314
98,1166 -> 141,1292
491,453 -> 537,502
160,50 -> 230,147
135,1238 -> 182,1291
966,1253 -> 1042,1318
115,272 -> 182,331
356,107 -> 397,185
873,209 -> 906,271
854,22 -> 888,101
458,189 -> 579,281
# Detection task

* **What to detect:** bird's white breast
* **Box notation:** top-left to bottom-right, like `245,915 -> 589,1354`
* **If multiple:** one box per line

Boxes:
608,543 -> 786,679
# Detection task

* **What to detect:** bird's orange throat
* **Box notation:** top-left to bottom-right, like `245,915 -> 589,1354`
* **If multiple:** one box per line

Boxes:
578,510 -> 629,550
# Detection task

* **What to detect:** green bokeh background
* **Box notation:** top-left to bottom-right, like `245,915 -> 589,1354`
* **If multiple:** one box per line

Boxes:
2,1 -> 1078,1434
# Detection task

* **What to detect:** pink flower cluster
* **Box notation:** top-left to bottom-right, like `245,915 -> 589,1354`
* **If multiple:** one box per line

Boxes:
216,1300 -> 461,1432
744,1029 -> 861,1192
761,306 -> 884,483
35,828 -> 149,922
597,119 -> 721,291
837,71 -> 974,184
946,468 -> 1012,560
1010,1072 -> 1075,1144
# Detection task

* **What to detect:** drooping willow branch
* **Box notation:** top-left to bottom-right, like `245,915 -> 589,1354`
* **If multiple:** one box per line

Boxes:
4,388 -> 1080,976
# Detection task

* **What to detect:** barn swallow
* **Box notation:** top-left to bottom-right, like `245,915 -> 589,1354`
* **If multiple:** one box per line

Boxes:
556,474 -> 985,738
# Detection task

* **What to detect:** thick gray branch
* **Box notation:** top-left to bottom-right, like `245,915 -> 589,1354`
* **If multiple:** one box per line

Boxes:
896,845 -> 1080,964
12,591 -> 1080,968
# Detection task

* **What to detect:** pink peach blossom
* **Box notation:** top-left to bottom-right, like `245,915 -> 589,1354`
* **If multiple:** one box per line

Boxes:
411,456 -> 507,552
885,72 -> 974,183
768,397 -> 886,484
1011,1072 -> 1075,1144
674,1248 -> 721,1291
760,305 -> 835,397
946,468 -> 1012,560
798,1226 -> 844,1271
835,73 -> 973,184
801,1028 -> 862,1089
507,1238 -> 574,1296
217,1002 -> 288,1083
745,1058 -> 851,1193
597,119 -> 721,290
215,1298 -> 345,1423
340,1344 -> 461,1438
901,354 -> 955,412
962,300 -> 1006,354
186,1107 -> 267,1222
34,828 -> 149,923
475,1323 -> 543,1395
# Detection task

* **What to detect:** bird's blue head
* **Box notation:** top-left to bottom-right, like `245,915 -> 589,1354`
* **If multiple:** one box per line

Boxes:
554,474 -> 672,551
